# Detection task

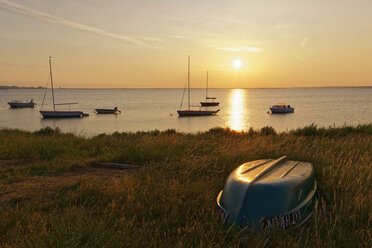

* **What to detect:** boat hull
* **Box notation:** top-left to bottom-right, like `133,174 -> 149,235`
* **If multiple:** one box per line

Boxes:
40,110 -> 84,118
217,184 -> 316,229
200,102 -> 219,106
270,108 -> 294,113
8,102 -> 35,108
216,156 -> 316,229
95,109 -> 120,114
177,109 -> 220,117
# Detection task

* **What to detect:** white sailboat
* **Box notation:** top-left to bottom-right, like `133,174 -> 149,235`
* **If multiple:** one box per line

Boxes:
177,56 -> 220,117
40,57 -> 88,118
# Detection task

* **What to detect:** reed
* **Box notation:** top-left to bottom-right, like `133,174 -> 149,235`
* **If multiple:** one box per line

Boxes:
0,124 -> 370,247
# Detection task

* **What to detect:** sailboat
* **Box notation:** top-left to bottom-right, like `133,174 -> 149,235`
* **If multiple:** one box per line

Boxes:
200,71 -> 219,106
40,57 -> 88,118
177,56 -> 220,117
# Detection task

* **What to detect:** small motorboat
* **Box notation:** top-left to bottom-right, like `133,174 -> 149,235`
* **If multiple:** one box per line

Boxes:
95,107 -> 121,114
216,156 -> 317,229
8,99 -> 35,108
270,103 -> 294,113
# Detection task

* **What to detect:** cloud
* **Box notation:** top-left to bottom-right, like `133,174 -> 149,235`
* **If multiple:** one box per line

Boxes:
0,0 -> 161,49
217,46 -> 261,53
169,35 -> 184,39
133,35 -> 164,42
300,37 -> 311,47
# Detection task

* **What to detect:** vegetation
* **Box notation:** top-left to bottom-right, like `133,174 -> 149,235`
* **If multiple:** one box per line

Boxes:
0,124 -> 371,247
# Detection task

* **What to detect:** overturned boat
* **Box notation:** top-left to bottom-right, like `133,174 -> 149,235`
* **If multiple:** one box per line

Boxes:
217,156 -> 316,229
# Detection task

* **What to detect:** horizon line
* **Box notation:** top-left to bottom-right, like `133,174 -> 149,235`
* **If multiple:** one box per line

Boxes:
1,85 -> 371,90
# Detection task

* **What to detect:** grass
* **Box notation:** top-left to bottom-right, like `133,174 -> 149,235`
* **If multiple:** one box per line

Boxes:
0,124 -> 371,247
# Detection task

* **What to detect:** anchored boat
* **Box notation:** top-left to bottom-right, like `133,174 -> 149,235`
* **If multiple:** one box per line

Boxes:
270,103 -> 294,113
177,56 -> 220,117
95,107 -> 121,114
40,57 -> 89,118
217,156 -> 316,229
200,71 -> 219,107
8,99 -> 35,108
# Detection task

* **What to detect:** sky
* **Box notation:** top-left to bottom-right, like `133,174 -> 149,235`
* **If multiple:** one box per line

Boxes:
0,0 -> 371,88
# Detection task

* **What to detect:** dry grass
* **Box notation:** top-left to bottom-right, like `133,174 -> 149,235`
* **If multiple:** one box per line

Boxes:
0,125 -> 371,247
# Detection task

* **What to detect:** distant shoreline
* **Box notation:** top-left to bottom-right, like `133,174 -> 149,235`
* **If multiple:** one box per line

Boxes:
1,85 -> 371,90
0,85 -> 45,90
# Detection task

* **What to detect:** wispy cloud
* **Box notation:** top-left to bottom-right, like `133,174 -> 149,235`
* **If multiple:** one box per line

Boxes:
169,35 -> 184,39
300,37 -> 311,47
0,0 -> 161,49
133,35 -> 164,42
217,46 -> 261,53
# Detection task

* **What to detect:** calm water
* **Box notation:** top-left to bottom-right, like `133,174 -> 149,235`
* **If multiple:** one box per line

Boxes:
0,88 -> 371,136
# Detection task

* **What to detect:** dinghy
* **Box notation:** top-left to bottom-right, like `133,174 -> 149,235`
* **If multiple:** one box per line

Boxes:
95,107 -> 121,114
217,156 -> 316,229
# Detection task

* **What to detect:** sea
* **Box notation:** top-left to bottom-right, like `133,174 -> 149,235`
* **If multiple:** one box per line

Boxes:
0,87 -> 371,136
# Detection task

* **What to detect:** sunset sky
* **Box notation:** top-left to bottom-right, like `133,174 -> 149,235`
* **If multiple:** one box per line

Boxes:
0,0 -> 371,88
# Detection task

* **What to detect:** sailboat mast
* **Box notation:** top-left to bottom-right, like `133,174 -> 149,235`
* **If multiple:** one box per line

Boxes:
206,71 -> 208,100
188,55 -> 190,110
49,56 -> 56,111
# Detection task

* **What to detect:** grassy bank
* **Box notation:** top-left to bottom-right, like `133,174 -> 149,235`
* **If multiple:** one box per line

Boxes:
0,124 -> 371,247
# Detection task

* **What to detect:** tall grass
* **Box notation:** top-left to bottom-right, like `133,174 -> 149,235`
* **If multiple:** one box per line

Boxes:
0,124 -> 371,247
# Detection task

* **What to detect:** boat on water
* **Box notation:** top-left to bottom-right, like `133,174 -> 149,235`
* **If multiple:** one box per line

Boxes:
40,110 -> 86,118
40,57 -> 89,118
95,107 -> 121,114
200,71 -> 219,107
270,103 -> 294,113
177,109 -> 220,116
8,99 -> 35,108
217,156 -> 317,229
177,56 -> 220,117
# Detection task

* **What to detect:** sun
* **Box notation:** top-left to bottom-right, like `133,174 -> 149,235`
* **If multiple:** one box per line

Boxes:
233,59 -> 243,69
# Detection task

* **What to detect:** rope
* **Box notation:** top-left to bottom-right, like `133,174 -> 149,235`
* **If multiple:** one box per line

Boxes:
40,74 -> 50,110
179,76 -> 188,109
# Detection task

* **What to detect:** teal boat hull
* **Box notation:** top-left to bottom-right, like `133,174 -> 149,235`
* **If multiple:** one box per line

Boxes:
217,156 -> 317,229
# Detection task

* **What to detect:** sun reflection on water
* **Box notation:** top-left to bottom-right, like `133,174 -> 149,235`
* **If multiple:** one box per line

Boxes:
228,89 -> 246,131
